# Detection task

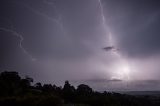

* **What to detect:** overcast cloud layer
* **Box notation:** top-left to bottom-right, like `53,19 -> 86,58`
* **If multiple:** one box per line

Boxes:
1,0 -> 160,84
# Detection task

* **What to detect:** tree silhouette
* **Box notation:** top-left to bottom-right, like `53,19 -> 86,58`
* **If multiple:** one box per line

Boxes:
0,71 -> 159,106
20,76 -> 33,93
63,80 -> 75,102
77,84 -> 93,95
0,71 -> 21,96
0,71 -> 33,96
35,82 -> 42,90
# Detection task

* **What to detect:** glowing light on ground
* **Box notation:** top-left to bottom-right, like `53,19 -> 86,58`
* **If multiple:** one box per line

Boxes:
111,61 -> 131,80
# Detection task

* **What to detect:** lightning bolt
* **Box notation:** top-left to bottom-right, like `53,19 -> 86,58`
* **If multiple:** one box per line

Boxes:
43,0 -> 67,38
17,0 -> 67,38
0,27 -> 35,61
98,0 -> 121,57
98,0 -> 130,80
2,0 -> 68,62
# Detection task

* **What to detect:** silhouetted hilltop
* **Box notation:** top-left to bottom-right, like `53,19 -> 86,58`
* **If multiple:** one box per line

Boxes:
0,71 -> 160,106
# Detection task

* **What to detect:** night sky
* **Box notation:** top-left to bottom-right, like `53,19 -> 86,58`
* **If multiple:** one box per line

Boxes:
1,0 -> 160,88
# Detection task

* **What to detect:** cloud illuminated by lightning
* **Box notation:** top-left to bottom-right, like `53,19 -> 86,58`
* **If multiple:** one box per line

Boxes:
98,0 -> 130,80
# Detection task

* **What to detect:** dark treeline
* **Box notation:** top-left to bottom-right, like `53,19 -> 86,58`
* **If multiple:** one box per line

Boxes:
0,71 -> 160,106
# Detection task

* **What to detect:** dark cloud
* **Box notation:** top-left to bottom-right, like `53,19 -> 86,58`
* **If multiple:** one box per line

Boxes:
103,46 -> 115,52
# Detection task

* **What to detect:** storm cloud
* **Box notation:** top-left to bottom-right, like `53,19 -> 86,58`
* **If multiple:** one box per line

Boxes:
1,0 -> 160,84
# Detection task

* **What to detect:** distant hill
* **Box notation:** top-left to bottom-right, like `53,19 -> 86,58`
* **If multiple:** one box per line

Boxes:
71,79 -> 160,91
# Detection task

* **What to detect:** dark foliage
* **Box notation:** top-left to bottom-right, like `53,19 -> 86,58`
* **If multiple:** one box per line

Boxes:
0,71 -> 159,106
